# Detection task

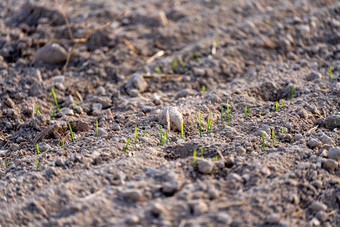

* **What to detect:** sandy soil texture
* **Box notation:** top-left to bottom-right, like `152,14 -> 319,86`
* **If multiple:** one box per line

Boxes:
0,0 -> 340,226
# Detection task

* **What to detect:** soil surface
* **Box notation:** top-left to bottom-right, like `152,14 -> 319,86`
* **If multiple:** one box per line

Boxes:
0,0 -> 340,226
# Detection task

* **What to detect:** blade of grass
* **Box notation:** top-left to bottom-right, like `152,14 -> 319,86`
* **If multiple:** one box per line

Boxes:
74,101 -> 77,110
51,108 -> 56,120
207,112 -> 211,136
96,119 -> 99,138
272,129 -> 275,147
201,147 -> 203,157
36,160 -> 39,171
193,149 -> 197,168
156,66 -> 161,74
281,127 -> 283,134
245,105 -> 247,118
193,53 -> 199,61
329,66 -> 332,82
35,104 -> 40,116
124,137 -> 130,156
179,57 -> 185,67
160,126 -> 163,144
68,124 -> 75,144
281,99 -> 284,107
36,143 -> 40,155
275,102 -> 278,112
165,130 -> 168,145
172,60 -> 177,73
142,130 -> 147,137
202,85 -> 205,96
51,88 -> 59,113
181,122 -> 184,139
215,155 -> 218,161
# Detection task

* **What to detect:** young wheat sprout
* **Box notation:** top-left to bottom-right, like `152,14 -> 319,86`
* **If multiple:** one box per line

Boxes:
36,143 -> 40,155
272,129 -> 275,147
181,122 -> 184,139
329,66 -> 332,82
245,105 -> 247,118
124,137 -> 130,156
262,132 -> 265,149
69,124 -> 75,144
51,88 -> 59,113
193,149 -> 197,168
202,86 -> 205,96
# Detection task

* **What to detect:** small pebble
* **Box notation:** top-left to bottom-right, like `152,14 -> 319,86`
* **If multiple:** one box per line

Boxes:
217,213 -> 232,224
190,200 -> 208,215
34,43 -> 67,64
322,159 -> 338,171
159,107 -> 183,131
162,181 -> 179,195
327,147 -> 340,161
122,189 -> 142,202
308,139 -> 322,149
266,213 -> 280,224
197,158 -> 214,174
310,201 -> 327,212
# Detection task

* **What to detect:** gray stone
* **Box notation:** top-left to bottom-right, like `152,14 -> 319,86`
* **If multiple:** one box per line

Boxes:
143,106 -> 153,113
159,107 -> 183,131
319,135 -> 333,145
126,215 -> 140,224
128,89 -> 139,97
306,71 -> 321,81
112,123 -> 121,131
34,43 -> 67,64
162,181 -> 179,195
55,158 -> 65,167
126,74 -> 147,93
122,189 -> 142,202
266,213 -> 280,224
97,128 -> 107,137
92,103 -> 102,111
316,211 -> 328,222
217,213 -> 232,224
151,202 -> 166,216
190,200 -> 208,215
193,67 -> 205,77
52,75 -> 65,83
322,114 -> 340,129
61,108 -> 74,116
197,158 -> 214,174
322,159 -> 338,171
328,147 -> 340,161
310,201 -> 327,212
70,120 -> 89,132
308,139 -> 322,149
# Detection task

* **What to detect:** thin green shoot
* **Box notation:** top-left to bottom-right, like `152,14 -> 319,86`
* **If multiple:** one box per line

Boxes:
36,143 -> 40,155
5,159 -> 7,168
160,126 -> 163,144
281,127 -> 283,134
134,126 -> 137,150
215,155 -> 218,161
227,100 -> 230,126
198,111 -> 202,137
165,131 -> 168,145
74,101 -> 77,110
272,129 -> 275,147
36,160 -> 39,171
275,102 -> 278,112
193,149 -> 197,168
156,66 -> 161,74
202,85 -> 205,96
181,122 -> 184,139
51,88 -> 59,113
172,60 -> 178,73
35,104 -> 40,116
262,132 -> 265,150
245,105 -> 247,118
221,105 -> 223,124
290,84 -> 294,103
207,112 -> 211,136
215,40 -> 220,47
96,119 -> 99,138
124,137 -> 130,156
329,66 -> 332,82
281,99 -> 284,107
161,134 -> 166,146
200,147 -> 203,157
51,108 -> 56,120
193,53 -> 199,61
68,124 -> 75,144
142,130 -> 147,137
179,57 -> 185,67
58,141 -> 61,149
62,139 -> 65,148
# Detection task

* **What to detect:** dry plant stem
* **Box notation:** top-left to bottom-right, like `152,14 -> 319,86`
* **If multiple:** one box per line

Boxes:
123,39 -> 139,55
218,200 -> 246,209
0,132 -> 7,143
33,124 -> 58,145
54,0 -> 128,70
216,149 -> 226,162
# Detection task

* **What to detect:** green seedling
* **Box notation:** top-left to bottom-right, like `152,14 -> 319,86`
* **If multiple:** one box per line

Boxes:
215,155 -> 218,161
198,111 -> 202,137
160,126 -> 163,144
62,139 -> 65,148
68,124 -> 75,144
5,159 -> 7,168
281,99 -> 284,107
51,108 -> 56,120
221,105 -> 223,124
193,53 -> 199,61
272,129 -> 275,147
74,101 -> 77,110
215,40 -> 220,47
281,127 -> 283,134
262,132 -> 265,150
134,126 -> 137,150
227,100 -> 230,125
51,88 -> 59,113
290,84 -> 294,103
35,104 -> 40,116
58,141 -> 61,148
36,160 -> 39,171
181,122 -> 184,139
179,57 -> 185,67
193,149 -> 197,168
201,147 -> 204,157
142,130 -> 147,137
161,134 -> 166,146
36,143 -> 40,155
329,66 -> 332,82
156,66 -> 161,74
172,60 -> 178,73
275,102 -> 278,112
165,131 -> 168,145
245,105 -> 247,118
207,112 -> 211,136
202,85 -> 205,96
124,137 -> 130,156
96,119 -> 99,138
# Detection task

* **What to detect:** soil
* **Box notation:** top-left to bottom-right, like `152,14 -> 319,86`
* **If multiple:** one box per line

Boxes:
0,0 -> 340,226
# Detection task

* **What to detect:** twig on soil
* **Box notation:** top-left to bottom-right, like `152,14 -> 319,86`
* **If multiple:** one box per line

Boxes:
54,0 -> 128,70
216,149 -> 226,162
218,200 -> 246,209
123,39 -> 139,55
32,124 -> 58,145
142,74 -> 183,81
0,133 -> 7,143
305,125 -> 318,136
146,50 -> 164,64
